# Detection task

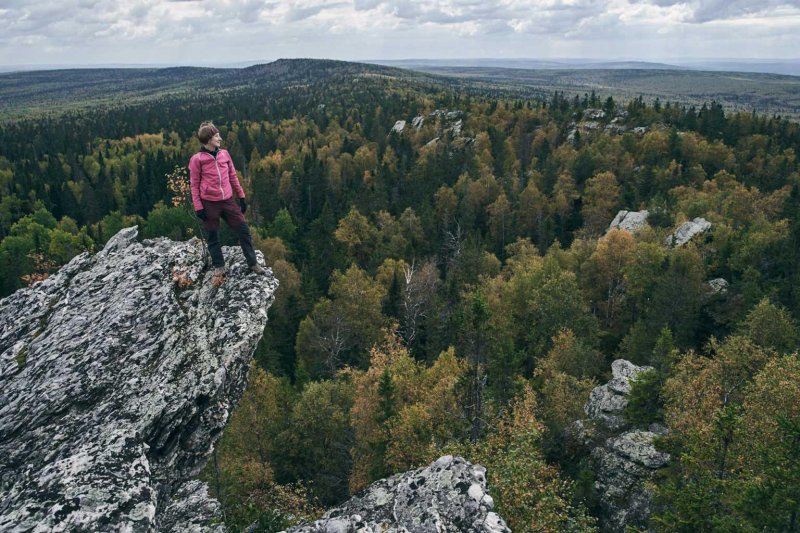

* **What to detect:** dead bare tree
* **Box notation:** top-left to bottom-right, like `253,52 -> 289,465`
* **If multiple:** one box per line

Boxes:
400,259 -> 440,348
443,222 -> 463,269
314,312 -> 352,375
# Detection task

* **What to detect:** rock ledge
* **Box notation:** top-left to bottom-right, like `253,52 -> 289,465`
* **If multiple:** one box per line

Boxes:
0,227 -> 277,532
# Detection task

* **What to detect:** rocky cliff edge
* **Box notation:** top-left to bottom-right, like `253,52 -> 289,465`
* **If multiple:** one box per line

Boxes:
0,227 -> 277,531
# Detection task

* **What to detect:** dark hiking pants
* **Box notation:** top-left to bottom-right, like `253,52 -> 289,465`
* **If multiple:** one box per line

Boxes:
201,197 -> 257,268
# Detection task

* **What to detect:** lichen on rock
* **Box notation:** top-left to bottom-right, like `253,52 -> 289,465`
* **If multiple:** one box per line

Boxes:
284,455 -> 509,533
665,217 -> 712,247
608,210 -> 649,233
0,227 -> 277,532
570,359 -> 670,532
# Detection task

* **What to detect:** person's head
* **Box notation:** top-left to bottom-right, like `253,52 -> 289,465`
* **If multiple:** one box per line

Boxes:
197,121 -> 221,148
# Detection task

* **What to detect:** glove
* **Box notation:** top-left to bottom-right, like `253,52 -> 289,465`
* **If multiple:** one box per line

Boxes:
238,198 -> 247,214
196,209 -> 207,220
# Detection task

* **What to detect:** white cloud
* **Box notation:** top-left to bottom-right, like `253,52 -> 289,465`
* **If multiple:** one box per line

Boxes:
0,0 -> 798,65
632,0 -> 800,22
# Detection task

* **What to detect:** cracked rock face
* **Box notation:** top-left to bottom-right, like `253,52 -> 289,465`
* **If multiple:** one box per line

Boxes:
666,217 -> 711,247
573,360 -> 669,532
608,210 -> 649,233
584,359 -> 651,432
285,456 -> 510,533
0,227 -> 277,532
591,429 -> 669,532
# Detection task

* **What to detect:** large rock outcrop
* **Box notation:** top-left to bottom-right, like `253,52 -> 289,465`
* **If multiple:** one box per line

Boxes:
285,455 -> 509,533
392,109 -> 464,139
665,217 -> 711,247
0,227 -> 277,532
571,360 -> 669,533
608,210 -> 649,233
583,360 -> 648,432
590,428 -> 669,532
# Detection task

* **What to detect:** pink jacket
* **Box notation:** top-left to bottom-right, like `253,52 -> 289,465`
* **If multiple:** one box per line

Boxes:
188,149 -> 246,211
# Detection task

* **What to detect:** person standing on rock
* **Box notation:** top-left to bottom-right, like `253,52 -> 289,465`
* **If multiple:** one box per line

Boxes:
189,121 -> 266,285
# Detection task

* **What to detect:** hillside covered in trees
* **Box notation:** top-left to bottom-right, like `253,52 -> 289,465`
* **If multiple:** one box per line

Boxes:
395,65 -> 800,120
1,59 -> 799,532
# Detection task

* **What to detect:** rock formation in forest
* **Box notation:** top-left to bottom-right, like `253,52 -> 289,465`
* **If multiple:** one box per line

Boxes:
285,455 -> 510,533
608,210 -> 649,233
570,360 -> 670,533
0,227 -> 277,532
665,217 -> 712,247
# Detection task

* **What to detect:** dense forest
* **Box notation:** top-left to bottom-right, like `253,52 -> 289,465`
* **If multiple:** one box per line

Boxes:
1,59 -> 799,532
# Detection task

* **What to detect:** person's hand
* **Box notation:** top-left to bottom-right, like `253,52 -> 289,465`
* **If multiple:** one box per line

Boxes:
196,209 -> 207,220
238,198 -> 247,214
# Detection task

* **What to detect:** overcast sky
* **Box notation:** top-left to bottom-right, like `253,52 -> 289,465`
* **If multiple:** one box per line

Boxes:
2,0 -> 799,67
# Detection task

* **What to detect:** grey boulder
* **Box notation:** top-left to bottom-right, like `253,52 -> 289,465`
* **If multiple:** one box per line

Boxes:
665,217 -> 711,247
285,456 -> 509,533
584,359 -> 652,432
608,210 -> 649,233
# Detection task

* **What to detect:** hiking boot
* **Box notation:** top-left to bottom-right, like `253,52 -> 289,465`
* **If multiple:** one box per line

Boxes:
250,264 -> 267,275
211,267 -> 226,287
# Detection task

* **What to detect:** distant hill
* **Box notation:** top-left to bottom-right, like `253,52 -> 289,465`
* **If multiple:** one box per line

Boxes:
671,59 -> 800,77
0,60 -> 273,73
0,59 -> 410,120
387,65 -> 800,119
2,58 -> 799,121
368,58 -> 686,71
368,58 -> 800,77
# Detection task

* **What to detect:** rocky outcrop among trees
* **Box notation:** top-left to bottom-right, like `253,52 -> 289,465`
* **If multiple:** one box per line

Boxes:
0,227 -> 277,532
285,455 -> 509,533
571,360 -> 669,532
665,217 -> 712,247
707,277 -> 729,294
607,210 -> 649,233
389,109 -> 464,138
